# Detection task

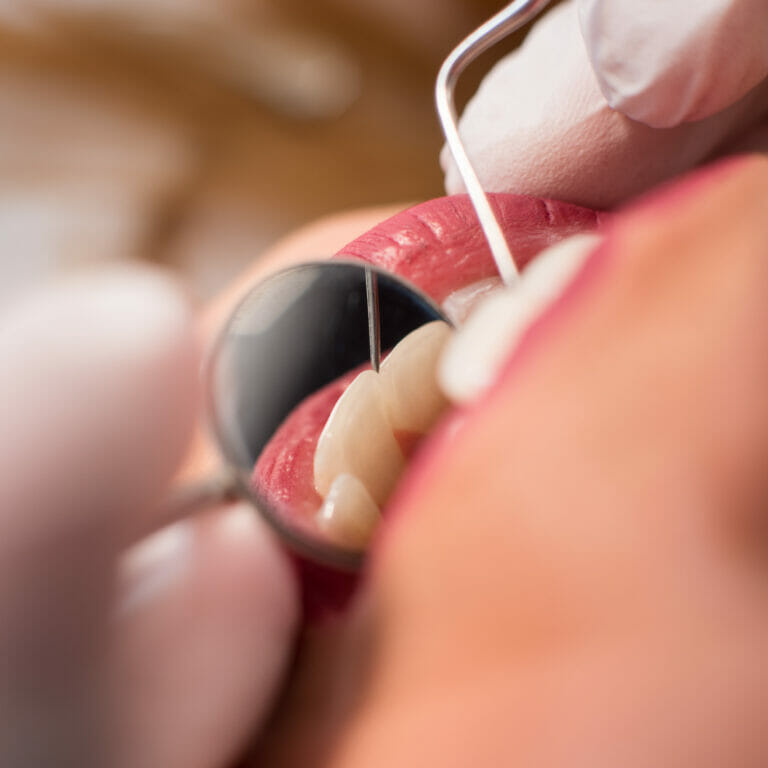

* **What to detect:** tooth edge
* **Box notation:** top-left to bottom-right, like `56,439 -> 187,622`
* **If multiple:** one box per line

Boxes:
316,472 -> 381,550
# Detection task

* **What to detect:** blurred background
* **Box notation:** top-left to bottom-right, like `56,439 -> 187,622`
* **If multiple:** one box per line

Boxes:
0,0 -> 510,306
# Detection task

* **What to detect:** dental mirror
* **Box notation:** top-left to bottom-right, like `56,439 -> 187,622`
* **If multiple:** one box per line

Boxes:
166,261 -> 449,571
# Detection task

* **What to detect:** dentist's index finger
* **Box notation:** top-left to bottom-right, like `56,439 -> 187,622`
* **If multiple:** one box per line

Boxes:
442,0 -> 768,209
0,267 -> 199,766
579,0 -> 768,127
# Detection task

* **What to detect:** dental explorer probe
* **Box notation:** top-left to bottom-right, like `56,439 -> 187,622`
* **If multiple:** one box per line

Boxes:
436,0 -> 552,286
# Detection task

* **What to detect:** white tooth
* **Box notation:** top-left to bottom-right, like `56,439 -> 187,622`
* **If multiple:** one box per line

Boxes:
314,369 -> 404,506
316,473 -> 381,550
379,320 -> 452,436
439,233 -> 603,404
442,276 -> 503,325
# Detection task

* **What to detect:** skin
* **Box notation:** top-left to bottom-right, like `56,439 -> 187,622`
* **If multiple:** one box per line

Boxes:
187,155 -> 768,766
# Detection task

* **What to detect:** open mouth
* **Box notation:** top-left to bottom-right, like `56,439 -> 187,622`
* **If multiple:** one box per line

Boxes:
251,192 -> 606,618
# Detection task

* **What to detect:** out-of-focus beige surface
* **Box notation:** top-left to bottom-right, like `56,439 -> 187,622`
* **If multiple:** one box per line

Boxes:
0,0 -> 505,304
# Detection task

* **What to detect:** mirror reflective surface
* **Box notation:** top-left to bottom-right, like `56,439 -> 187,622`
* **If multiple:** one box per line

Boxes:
207,260 -> 450,570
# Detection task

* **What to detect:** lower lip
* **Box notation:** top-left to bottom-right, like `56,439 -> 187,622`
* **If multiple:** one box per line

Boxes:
253,192 -> 605,621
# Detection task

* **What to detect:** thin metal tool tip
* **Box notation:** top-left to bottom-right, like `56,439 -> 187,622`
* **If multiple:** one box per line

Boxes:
365,267 -> 381,372
436,0 -> 552,286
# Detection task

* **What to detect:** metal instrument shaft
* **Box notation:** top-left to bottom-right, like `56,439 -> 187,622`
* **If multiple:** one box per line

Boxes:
436,0 -> 552,286
365,266 -> 381,372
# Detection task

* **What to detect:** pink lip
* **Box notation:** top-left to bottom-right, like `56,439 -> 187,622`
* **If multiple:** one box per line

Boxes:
257,193 -> 606,622
337,193 -> 606,302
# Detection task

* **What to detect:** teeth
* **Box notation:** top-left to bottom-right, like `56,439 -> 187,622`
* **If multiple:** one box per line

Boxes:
313,320 -> 453,547
379,320 -> 452,435
442,276 -> 503,325
439,233 -> 602,404
314,369 -> 405,507
316,473 -> 381,550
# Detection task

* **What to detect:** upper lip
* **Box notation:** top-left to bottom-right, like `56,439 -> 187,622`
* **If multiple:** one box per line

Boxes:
333,192 -> 607,303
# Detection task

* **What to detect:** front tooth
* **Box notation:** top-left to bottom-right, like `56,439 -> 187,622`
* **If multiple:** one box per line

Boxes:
314,369 -> 405,506
378,320 -> 452,435
439,233 -> 602,404
316,473 -> 381,549
442,277 -> 503,325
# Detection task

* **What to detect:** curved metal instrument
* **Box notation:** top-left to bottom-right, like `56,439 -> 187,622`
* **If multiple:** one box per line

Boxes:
436,0 -> 552,286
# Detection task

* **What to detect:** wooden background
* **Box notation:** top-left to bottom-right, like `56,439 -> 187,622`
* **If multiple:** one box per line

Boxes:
0,0 -> 521,302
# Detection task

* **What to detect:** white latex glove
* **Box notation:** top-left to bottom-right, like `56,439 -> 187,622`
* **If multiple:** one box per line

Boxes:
442,0 -> 768,209
0,268 -> 298,768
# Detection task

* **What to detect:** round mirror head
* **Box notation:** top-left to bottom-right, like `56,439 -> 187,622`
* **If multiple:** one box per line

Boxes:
207,260 -> 450,570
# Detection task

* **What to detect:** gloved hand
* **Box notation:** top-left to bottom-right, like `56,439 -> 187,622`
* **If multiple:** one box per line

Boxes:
0,268 -> 297,768
442,0 -> 768,208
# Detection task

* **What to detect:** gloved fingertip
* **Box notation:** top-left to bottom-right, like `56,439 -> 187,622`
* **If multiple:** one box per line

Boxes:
578,0 -> 768,127
0,265 -> 201,537
110,503 -> 298,768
